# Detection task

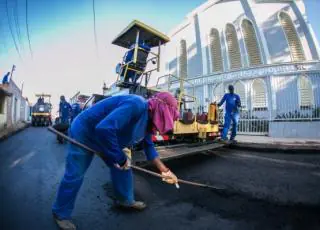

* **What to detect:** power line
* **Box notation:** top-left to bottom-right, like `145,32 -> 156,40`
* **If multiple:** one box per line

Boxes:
5,0 -> 22,60
0,11 -> 9,52
13,0 -> 24,52
25,0 -> 33,57
92,0 -> 99,57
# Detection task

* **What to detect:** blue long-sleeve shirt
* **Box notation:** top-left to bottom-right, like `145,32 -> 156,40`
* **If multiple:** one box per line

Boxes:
75,95 -> 158,164
71,103 -> 82,120
218,93 -> 241,113
59,101 -> 72,119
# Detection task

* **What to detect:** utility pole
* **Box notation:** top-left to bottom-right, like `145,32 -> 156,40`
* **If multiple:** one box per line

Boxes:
9,65 -> 16,81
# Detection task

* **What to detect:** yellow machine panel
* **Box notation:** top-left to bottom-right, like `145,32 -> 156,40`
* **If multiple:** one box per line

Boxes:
173,120 -> 198,135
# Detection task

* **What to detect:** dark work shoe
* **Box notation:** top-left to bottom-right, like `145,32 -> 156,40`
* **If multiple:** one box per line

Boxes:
53,214 -> 76,230
115,200 -> 147,211
219,138 -> 229,144
229,139 -> 238,144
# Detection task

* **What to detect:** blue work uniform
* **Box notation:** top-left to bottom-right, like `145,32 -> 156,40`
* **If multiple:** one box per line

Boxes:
2,72 -> 10,84
52,95 -> 158,219
59,101 -> 72,124
121,43 -> 150,82
218,93 -> 241,140
70,103 -> 81,123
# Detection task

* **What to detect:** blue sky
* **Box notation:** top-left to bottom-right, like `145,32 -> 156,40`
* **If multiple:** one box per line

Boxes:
1,0 -> 319,112
0,0 -> 205,111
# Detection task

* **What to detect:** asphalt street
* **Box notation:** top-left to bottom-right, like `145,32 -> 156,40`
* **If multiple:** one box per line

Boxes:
0,127 -> 319,230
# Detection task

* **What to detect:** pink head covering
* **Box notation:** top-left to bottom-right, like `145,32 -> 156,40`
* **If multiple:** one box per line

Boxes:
148,92 -> 180,134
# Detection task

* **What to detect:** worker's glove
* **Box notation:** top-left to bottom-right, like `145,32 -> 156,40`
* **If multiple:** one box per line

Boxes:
161,170 -> 179,188
115,148 -> 132,170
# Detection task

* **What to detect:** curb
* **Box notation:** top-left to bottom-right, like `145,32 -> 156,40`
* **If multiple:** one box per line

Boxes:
0,122 -> 30,142
228,142 -> 320,154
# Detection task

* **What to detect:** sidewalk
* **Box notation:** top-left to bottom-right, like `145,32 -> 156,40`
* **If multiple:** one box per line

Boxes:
233,135 -> 320,152
0,121 -> 30,141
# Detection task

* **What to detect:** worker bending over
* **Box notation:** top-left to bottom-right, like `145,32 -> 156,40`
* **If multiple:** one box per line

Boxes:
52,92 -> 179,230
218,85 -> 241,143
59,95 -> 72,124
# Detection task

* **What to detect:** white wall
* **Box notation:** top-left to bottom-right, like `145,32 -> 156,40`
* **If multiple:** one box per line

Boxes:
198,1 -> 245,72
161,0 -> 317,81
11,96 -> 20,124
299,0 -> 320,58
269,121 -> 320,138
0,96 -> 7,129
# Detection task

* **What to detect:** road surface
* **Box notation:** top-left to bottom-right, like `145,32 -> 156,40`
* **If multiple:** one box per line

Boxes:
1,127 -> 319,230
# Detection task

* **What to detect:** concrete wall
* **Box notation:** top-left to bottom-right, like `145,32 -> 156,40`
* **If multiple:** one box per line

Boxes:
296,0 -> 320,59
161,0 -> 319,79
271,75 -> 299,114
164,0 -> 246,78
0,94 -> 8,130
197,1 -> 245,73
269,121 -> 320,138
5,80 -> 28,127
19,98 -> 30,122
249,0 -> 316,63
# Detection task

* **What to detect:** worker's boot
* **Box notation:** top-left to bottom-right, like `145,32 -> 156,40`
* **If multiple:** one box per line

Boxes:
219,138 -> 229,144
115,200 -> 147,211
230,139 -> 237,144
53,214 -> 77,230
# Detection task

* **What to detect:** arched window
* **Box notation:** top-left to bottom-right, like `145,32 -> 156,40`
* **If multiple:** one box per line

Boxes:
279,12 -> 305,61
179,39 -> 188,80
252,79 -> 267,110
225,23 -> 242,70
241,19 -> 262,66
298,76 -> 313,109
209,28 -> 223,72
213,83 -> 225,103
234,81 -> 246,108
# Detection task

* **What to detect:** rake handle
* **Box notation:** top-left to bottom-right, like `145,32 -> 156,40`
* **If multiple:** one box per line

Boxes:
48,126 -> 224,191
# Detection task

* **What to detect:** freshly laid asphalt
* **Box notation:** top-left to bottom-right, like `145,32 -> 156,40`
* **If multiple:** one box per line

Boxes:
1,127 -> 319,230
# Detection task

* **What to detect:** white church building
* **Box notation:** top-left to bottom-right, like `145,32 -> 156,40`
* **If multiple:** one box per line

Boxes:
157,0 -> 320,138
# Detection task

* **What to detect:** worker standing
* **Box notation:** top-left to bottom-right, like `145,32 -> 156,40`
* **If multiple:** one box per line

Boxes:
59,95 -> 72,124
52,92 -> 180,230
70,102 -> 81,123
2,72 -> 10,84
218,85 -> 241,143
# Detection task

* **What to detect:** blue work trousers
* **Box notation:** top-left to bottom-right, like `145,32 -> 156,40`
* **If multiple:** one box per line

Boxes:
221,112 -> 239,140
52,120 -> 134,220
60,116 -> 69,124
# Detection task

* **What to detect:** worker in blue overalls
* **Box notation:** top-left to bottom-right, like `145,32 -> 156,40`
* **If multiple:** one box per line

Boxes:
52,92 -> 180,230
2,72 -> 10,84
120,42 -> 150,83
218,85 -> 241,143
59,95 -> 72,124
70,102 -> 82,123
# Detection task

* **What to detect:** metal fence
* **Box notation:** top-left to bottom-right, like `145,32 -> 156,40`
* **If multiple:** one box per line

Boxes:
217,74 -> 320,135
157,67 -> 320,135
